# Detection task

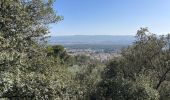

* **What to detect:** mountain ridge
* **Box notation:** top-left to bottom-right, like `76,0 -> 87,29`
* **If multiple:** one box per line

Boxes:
48,35 -> 135,45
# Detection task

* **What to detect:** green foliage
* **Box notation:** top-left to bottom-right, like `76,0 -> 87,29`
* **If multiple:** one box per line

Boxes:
47,45 -> 65,56
0,0 -> 77,99
74,63 -> 104,99
94,28 -> 170,100
95,59 -> 159,100
73,55 -> 91,65
47,45 -> 71,64
1,0 -> 170,99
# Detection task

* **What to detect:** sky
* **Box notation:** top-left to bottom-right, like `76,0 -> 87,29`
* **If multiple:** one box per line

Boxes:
50,0 -> 170,36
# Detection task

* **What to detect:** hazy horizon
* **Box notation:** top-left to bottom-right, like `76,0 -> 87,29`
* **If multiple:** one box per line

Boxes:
50,34 -> 135,36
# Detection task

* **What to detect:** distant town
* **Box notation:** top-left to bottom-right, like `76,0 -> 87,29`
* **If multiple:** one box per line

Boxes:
66,48 -> 121,61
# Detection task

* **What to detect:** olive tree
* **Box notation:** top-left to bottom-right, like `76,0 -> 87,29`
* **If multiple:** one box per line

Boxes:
0,0 -> 77,99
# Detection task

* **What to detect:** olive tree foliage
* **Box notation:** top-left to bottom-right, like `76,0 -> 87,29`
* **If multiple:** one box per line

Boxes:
95,28 -> 170,100
0,0 -> 76,99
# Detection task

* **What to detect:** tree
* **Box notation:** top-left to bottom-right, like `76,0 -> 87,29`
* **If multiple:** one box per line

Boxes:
47,45 -> 71,64
94,28 -> 170,100
0,0 -> 77,99
121,28 -> 170,91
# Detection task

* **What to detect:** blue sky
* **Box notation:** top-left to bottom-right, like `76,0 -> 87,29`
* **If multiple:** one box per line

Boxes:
50,0 -> 170,36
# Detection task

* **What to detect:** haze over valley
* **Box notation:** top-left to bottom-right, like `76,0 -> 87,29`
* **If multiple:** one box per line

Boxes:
48,35 -> 135,51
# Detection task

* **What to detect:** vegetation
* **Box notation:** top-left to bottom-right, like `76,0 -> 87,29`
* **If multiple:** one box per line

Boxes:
0,0 -> 170,100
94,28 -> 170,100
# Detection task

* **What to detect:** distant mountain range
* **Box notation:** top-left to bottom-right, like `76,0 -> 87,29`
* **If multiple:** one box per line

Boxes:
48,35 -> 135,45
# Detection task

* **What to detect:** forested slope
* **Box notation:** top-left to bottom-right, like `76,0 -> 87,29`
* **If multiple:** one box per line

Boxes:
0,0 -> 170,100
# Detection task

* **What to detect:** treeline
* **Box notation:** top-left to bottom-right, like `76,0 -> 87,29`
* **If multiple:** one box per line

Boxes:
0,0 -> 170,100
